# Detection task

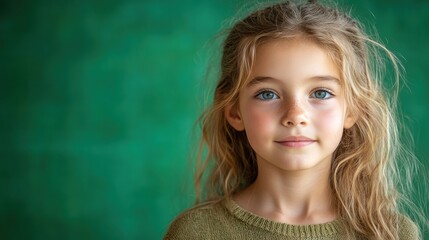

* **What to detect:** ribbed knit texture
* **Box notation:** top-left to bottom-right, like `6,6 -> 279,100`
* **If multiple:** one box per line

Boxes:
164,199 -> 419,239
227,200 -> 343,238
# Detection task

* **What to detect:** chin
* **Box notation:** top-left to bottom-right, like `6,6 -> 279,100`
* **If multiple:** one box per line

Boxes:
274,157 -> 331,172
279,162 -> 319,171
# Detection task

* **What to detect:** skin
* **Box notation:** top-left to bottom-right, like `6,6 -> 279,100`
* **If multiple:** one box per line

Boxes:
225,38 -> 356,225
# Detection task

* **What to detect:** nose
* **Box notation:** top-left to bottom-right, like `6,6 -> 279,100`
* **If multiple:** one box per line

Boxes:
281,99 -> 308,127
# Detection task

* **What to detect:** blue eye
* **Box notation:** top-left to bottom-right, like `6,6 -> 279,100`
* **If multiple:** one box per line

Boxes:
255,90 -> 279,100
311,90 -> 333,99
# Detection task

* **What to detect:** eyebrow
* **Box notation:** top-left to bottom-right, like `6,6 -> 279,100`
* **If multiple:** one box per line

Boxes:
247,75 -> 341,87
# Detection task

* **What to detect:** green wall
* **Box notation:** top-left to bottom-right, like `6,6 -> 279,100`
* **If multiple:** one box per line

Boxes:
1,0 -> 428,239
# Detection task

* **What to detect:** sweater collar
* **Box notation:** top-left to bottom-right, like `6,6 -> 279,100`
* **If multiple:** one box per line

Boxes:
223,198 -> 345,238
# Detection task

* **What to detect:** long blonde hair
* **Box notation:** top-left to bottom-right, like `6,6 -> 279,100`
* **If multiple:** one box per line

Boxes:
194,0 -> 421,239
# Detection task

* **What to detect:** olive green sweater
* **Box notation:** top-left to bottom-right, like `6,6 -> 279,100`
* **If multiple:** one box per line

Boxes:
164,199 -> 418,239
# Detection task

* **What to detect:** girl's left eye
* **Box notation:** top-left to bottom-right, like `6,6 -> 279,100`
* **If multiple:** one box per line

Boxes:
255,90 -> 279,100
311,90 -> 333,99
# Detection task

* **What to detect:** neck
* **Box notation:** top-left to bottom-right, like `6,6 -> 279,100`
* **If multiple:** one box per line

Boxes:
234,156 -> 337,225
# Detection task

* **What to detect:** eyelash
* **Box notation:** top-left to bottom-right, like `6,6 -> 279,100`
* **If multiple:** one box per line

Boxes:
310,88 -> 335,99
254,88 -> 335,100
254,89 -> 280,100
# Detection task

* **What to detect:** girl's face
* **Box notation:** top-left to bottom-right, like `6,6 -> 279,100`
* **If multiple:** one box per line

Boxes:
226,38 -> 355,172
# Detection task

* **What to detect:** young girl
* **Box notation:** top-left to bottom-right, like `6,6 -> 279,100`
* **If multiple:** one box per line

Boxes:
165,0 -> 424,239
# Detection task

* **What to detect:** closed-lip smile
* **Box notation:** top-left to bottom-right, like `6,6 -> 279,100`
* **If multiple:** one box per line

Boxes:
275,136 -> 316,147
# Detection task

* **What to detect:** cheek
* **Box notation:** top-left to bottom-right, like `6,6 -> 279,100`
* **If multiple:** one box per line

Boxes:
313,104 -> 345,150
246,107 -> 272,126
313,103 -> 346,133
241,104 -> 278,140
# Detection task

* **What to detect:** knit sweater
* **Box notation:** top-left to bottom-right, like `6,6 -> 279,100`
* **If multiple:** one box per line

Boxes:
164,199 -> 419,240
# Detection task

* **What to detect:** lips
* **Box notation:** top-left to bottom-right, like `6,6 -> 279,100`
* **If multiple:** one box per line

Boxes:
275,136 -> 316,147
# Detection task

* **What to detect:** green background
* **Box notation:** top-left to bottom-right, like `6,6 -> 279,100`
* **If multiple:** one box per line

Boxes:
1,0 -> 428,239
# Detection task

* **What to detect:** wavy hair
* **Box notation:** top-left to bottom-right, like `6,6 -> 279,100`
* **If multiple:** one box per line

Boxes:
194,1 -> 422,239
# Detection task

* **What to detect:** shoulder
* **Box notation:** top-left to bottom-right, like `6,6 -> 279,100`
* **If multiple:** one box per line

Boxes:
398,214 -> 420,240
164,200 -> 229,240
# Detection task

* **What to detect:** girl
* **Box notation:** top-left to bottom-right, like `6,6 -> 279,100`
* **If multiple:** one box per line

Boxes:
165,0 -> 424,239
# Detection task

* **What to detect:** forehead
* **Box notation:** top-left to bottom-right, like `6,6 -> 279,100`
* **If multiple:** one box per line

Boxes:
247,38 -> 342,85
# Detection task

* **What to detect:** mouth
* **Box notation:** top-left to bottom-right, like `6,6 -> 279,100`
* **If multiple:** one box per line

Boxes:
275,136 -> 316,147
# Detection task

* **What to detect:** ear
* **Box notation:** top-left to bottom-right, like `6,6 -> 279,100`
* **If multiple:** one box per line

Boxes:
344,111 -> 357,129
225,103 -> 245,131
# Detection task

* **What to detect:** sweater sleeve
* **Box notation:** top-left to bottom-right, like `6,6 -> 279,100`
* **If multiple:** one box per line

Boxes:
164,206 -> 219,240
164,211 -> 201,240
399,215 -> 419,240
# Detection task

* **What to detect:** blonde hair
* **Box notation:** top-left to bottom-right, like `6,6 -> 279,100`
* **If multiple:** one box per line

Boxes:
194,0 -> 422,239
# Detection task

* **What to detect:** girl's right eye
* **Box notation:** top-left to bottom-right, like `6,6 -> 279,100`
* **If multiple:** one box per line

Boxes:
255,90 -> 279,100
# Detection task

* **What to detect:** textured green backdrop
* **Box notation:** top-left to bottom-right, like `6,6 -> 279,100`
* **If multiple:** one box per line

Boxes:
1,0 -> 428,239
